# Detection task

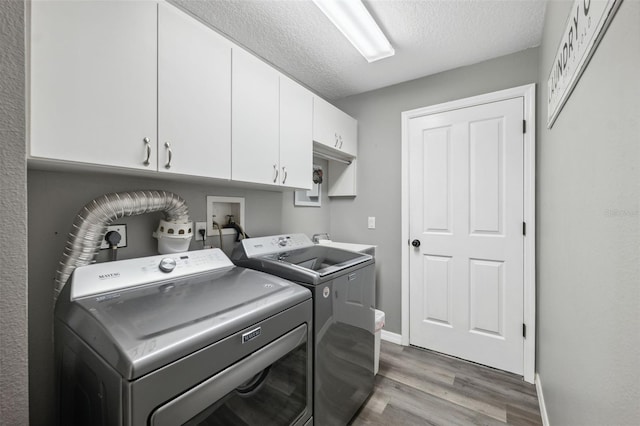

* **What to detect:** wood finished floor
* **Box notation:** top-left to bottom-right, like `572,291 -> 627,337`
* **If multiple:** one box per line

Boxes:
350,341 -> 542,426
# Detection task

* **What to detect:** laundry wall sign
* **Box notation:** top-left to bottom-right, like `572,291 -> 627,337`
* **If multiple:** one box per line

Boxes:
547,0 -> 622,128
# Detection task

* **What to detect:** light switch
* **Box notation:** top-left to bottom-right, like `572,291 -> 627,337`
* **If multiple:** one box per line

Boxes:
368,217 -> 376,229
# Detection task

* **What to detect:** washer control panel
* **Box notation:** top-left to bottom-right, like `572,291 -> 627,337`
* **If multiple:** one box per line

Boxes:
70,249 -> 234,300
241,233 -> 314,258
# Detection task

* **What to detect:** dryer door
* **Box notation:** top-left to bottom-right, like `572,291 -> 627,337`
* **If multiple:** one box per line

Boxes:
149,324 -> 310,426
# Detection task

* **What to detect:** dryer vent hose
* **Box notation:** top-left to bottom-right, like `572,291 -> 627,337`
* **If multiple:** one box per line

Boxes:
53,190 -> 189,302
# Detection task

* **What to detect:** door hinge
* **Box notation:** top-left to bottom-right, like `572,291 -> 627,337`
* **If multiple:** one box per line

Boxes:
523,323 -> 527,338
523,120 -> 526,133
523,222 -> 526,236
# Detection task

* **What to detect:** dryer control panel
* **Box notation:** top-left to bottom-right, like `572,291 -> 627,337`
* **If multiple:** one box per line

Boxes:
240,233 -> 314,258
69,249 -> 233,300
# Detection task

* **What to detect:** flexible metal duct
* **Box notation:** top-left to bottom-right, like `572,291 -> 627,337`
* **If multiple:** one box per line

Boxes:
54,190 -> 189,302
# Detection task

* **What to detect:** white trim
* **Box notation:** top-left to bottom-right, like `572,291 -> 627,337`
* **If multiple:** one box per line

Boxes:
536,373 -> 550,426
380,330 -> 402,345
400,96 -> 411,347
400,84 -> 537,383
522,85 -> 537,384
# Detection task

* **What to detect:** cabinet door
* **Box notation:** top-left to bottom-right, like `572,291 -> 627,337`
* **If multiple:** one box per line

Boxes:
336,112 -> 357,157
279,77 -> 312,190
313,96 -> 358,157
232,49 -> 280,185
30,0 -> 157,170
312,96 -> 339,150
158,3 -> 231,179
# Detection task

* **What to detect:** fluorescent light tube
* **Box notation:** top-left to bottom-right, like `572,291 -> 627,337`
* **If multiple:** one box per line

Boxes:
312,0 -> 395,63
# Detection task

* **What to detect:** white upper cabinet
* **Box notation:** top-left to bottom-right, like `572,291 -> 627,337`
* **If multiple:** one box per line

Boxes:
313,96 -> 357,157
279,76 -> 313,190
30,1 -> 325,191
313,96 -> 358,196
30,0 -> 158,170
158,3 -> 231,179
231,48 -> 280,185
231,56 -> 312,189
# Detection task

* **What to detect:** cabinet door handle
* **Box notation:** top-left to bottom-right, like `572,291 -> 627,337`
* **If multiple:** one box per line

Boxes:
334,132 -> 339,147
273,164 -> 279,183
339,135 -> 343,149
282,166 -> 288,184
165,142 -> 172,169
143,137 -> 151,166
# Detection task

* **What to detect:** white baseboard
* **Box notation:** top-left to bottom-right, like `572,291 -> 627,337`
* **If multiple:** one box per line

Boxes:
380,330 -> 402,345
535,373 -> 550,426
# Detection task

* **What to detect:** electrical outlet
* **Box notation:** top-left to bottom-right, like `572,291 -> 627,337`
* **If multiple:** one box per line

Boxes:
195,221 -> 207,239
100,224 -> 127,249
368,217 -> 376,229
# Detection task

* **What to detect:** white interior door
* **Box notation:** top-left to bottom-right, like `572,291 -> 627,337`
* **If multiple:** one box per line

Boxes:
408,97 -> 525,375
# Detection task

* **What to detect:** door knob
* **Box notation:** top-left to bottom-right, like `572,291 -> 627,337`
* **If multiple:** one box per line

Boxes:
411,239 -> 421,247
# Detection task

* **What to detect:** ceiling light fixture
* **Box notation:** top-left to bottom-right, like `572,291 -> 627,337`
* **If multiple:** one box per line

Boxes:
312,0 -> 395,63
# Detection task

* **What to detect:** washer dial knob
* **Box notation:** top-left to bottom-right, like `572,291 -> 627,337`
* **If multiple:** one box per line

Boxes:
159,257 -> 177,273
278,237 -> 288,247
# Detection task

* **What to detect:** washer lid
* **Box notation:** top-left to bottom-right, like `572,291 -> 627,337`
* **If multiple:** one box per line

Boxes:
264,245 -> 371,276
56,259 -> 310,380
232,235 -> 373,284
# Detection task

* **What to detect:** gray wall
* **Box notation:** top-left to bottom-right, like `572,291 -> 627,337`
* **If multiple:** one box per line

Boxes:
0,0 -> 29,424
333,47 -> 540,333
535,1 -> 639,424
27,168 -> 328,425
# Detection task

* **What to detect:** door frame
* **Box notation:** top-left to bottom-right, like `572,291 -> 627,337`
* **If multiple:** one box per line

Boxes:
400,84 -> 536,383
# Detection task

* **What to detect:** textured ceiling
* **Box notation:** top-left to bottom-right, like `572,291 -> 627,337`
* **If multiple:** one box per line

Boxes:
171,0 -> 546,101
